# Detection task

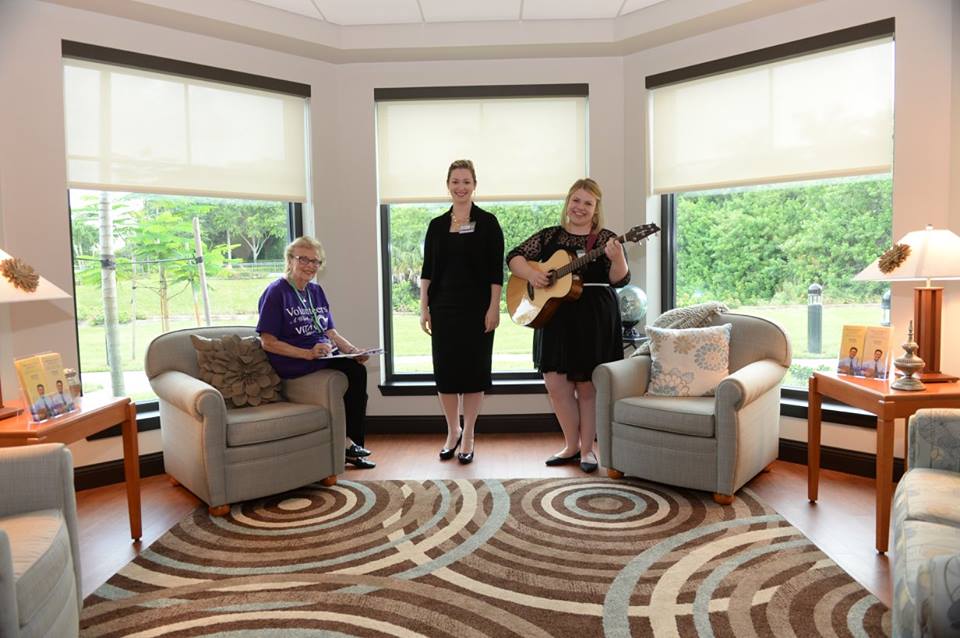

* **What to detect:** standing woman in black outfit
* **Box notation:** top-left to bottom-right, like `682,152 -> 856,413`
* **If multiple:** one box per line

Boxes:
420,160 -> 505,464
507,178 -> 628,473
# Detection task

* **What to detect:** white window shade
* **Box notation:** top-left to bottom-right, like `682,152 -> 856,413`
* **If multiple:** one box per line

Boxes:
377,97 -> 587,203
650,38 -> 894,194
63,59 -> 308,202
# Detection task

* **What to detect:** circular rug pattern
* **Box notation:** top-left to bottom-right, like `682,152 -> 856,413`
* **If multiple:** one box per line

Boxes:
81,478 -> 890,637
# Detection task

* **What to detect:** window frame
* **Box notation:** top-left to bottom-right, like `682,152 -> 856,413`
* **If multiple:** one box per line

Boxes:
650,20 -> 895,423
68,193 -> 304,437
375,84 -> 589,391
61,40 -> 310,435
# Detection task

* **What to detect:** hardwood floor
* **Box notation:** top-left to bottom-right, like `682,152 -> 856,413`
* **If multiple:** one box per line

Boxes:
75,432 -> 893,606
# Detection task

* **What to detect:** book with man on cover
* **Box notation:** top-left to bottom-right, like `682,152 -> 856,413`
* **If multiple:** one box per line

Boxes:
14,351 -> 77,422
836,325 -> 892,379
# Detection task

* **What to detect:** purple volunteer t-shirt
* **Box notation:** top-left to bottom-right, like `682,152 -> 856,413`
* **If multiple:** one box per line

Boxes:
256,278 -> 336,378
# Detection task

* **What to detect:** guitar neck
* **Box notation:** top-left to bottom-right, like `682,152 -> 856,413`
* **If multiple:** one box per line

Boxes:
553,232 -> 627,279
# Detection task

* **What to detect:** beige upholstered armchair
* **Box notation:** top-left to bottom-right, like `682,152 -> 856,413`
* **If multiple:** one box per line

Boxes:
145,326 -> 347,515
593,312 -> 791,504
0,443 -> 81,638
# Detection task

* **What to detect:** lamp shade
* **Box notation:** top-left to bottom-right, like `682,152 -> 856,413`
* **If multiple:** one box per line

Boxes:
0,249 -> 71,303
854,225 -> 960,282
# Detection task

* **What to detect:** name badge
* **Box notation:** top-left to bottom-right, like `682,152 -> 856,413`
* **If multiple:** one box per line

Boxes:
458,221 -> 477,234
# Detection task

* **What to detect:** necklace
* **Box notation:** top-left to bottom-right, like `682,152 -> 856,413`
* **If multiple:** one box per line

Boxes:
451,212 -> 470,230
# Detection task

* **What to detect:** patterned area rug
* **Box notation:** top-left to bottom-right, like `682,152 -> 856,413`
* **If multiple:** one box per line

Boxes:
81,478 -> 890,637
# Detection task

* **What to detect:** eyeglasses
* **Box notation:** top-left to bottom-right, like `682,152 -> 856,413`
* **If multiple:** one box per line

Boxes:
292,255 -> 322,267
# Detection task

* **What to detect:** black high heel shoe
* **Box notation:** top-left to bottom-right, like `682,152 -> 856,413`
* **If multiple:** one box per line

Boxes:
439,431 -> 462,460
458,439 -> 474,465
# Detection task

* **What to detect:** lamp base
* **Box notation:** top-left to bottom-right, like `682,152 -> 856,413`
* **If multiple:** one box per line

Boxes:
0,405 -> 22,421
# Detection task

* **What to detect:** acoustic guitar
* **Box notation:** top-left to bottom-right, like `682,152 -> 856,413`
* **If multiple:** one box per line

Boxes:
505,223 -> 660,328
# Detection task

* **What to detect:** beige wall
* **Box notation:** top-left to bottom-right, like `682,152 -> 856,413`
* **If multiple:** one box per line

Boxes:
0,0 -> 956,466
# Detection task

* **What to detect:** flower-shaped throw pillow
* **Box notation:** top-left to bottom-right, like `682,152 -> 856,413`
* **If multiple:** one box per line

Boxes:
646,324 -> 732,397
191,334 -> 281,408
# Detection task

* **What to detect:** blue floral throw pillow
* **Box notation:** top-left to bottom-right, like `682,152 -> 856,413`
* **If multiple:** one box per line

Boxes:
646,324 -> 732,397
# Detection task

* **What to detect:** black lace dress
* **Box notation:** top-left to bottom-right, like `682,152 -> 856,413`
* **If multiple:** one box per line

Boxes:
507,226 -> 629,382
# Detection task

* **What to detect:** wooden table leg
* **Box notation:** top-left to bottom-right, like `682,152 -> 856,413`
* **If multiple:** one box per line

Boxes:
875,415 -> 895,554
121,401 -> 142,541
807,375 -> 822,503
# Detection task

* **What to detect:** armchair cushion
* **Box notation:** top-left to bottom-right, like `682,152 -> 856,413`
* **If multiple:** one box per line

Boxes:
191,334 -> 281,408
893,468 -> 960,530
614,396 -> 715,437
647,324 -> 732,397
2,509 -> 75,631
225,402 -> 331,447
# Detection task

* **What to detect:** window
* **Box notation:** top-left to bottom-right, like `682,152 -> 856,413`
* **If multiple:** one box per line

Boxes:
648,21 -> 895,391
62,43 -> 309,403
375,86 -> 588,382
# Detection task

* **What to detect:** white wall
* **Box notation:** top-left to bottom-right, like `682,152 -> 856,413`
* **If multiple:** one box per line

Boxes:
625,0 -> 959,457
1,0 -> 956,467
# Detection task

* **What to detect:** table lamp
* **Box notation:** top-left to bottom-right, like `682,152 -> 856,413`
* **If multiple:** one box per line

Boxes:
854,225 -> 960,383
0,248 -> 71,419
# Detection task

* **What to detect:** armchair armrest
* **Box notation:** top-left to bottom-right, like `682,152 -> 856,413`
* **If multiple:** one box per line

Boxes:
149,370 -> 226,420
0,444 -> 75,519
593,357 -> 651,466
593,356 -> 652,404
716,359 -> 787,411
907,409 -> 960,471
0,529 -> 16,637
283,370 -> 348,458
283,369 -> 348,408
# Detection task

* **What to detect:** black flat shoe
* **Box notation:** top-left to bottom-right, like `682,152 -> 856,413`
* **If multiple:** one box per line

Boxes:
346,444 -> 371,458
545,452 -> 581,466
580,457 -> 598,473
346,456 -> 376,469
457,451 -> 474,464
439,432 -> 462,461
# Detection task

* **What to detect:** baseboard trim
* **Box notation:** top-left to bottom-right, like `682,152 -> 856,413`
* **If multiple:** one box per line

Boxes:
365,413 -> 561,434
72,425 -> 904,490
74,451 -> 166,491
778,439 -> 904,482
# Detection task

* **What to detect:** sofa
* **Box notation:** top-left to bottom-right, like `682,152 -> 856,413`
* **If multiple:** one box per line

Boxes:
593,312 -> 791,503
145,325 -> 348,515
0,443 -> 81,638
892,408 -> 960,637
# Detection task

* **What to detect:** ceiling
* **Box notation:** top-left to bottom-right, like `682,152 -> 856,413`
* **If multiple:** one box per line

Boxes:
43,0 -> 824,62
245,0 -> 669,26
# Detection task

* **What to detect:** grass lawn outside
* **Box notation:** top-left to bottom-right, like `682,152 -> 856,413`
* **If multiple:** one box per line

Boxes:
76,272 -> 887,399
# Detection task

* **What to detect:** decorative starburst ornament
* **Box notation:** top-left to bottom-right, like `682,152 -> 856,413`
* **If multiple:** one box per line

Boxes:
0,257 -> 39,292
878,243 -> 910,274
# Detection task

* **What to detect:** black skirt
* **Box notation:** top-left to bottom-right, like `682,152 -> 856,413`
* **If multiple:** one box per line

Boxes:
430,297 -> 494,394
534,286 -> 623,382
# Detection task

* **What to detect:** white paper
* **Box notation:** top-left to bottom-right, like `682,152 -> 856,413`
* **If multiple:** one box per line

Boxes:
325,347 -> 384,359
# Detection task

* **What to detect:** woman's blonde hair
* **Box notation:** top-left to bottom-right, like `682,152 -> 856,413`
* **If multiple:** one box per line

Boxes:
284,235 -> 325,277
561,178 -> 604,231
446,159 -> 477,183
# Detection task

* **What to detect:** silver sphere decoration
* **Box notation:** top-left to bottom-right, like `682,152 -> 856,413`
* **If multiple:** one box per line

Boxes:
617,285 -> 647,339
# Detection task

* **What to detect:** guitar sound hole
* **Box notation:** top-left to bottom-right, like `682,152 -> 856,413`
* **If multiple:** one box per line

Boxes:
527,282 -> 534,297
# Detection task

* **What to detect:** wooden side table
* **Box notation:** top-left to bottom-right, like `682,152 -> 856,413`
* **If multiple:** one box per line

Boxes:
0,395 -> 141,541
807,371 -> 960,553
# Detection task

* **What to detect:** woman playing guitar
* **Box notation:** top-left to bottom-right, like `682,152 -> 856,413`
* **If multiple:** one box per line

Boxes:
506,178 -> 629,473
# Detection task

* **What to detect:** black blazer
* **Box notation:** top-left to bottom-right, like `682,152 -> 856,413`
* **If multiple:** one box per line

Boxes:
420,203 -> 504,303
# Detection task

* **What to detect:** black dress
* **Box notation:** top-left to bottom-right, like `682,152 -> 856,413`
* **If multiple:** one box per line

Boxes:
506,226 -> 629,382
421,205 -> 505,393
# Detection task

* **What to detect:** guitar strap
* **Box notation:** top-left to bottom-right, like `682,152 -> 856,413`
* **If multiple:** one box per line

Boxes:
585,232 -> 599,252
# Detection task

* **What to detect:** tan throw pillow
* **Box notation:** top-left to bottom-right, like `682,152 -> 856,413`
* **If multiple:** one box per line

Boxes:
190,334 -> 281,408
646,324 -> 732,397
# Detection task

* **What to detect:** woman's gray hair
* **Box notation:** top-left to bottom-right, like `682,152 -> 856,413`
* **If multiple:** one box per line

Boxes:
284,235 -> 325,277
